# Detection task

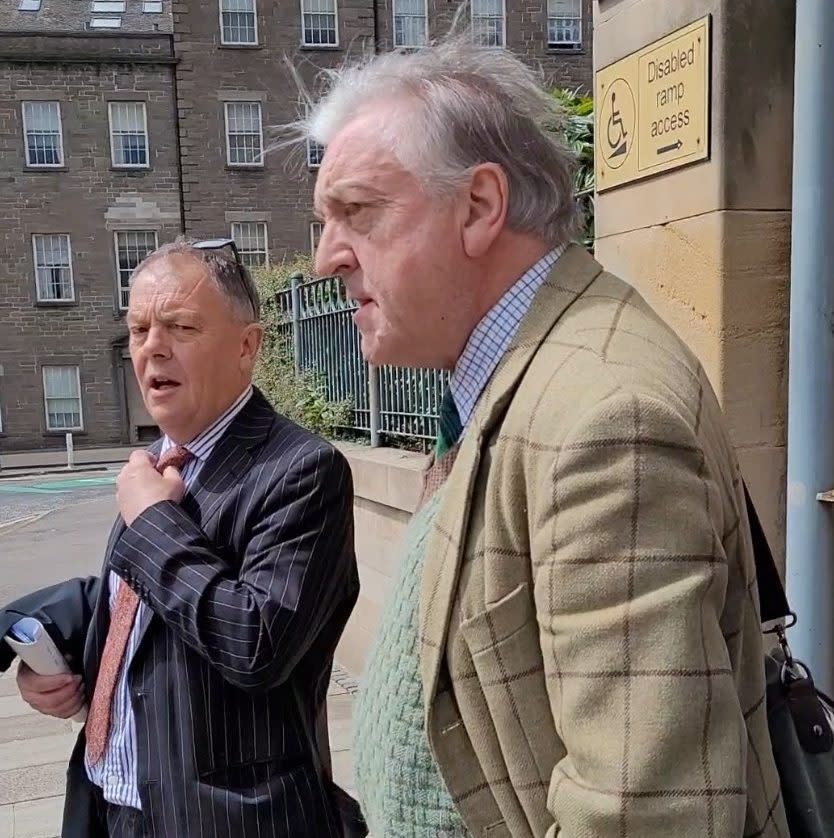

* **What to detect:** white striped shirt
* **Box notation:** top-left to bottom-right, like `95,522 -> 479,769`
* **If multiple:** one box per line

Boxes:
84,385 -> 254,810
450,246 -> 566,429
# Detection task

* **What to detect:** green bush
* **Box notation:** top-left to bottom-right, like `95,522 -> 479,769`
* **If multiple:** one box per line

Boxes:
250,255 -> 352,436
552,87 -> 595,249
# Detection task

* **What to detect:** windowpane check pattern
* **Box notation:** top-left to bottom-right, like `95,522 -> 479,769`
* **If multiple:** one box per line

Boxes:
302,0 -> 337,45
43,366 -> 83,431
472,0 -> 504,47
22,101 -> 63,167
231,222 -> 268,267
33,234 -> 74,302
109,102 -> 148,167
221,0 -> 257,44
393,0 -> 427,47
547,0 -> 581,47
225,102 -> 263,166
115,231 -> 157,309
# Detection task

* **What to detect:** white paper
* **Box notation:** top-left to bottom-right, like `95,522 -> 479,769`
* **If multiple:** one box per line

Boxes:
5,618 -> 87,723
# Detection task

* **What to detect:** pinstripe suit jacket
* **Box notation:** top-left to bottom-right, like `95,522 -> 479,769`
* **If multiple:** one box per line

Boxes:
0,389 -> 359,837
418,246 -> 789,837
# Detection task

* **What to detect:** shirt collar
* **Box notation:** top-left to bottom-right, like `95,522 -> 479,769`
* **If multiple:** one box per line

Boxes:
450,245 -> 566,430
162,384 -> 254,461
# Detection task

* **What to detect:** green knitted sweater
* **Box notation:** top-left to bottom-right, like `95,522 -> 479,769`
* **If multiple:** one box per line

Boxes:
353,487 -> 470,837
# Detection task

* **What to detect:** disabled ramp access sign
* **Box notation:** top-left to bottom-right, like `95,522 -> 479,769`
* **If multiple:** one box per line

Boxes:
595,15 -> 711,192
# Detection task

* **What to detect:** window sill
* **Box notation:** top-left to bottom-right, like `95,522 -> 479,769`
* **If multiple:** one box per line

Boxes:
35,300 -> 78,308
44,430 -> 86,437
24,165 -> 68,173
218,43 -> 263,50
299,44 -> 341,51
225,164 -> 265,172
547,46 -> 585,55
111,166 -> 151,173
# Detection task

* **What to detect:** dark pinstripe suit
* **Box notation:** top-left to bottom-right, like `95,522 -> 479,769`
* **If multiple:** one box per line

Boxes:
0,389 -> 359,837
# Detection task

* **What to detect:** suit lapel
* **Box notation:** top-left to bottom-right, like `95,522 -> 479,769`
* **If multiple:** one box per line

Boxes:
84,437 -> 165,684
419,245 -> 604,706
129,389 -> 275,652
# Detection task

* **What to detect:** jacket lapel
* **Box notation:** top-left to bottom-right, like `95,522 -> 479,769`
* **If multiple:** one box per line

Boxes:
419,245 -> 604,706
125,390 -> 276,656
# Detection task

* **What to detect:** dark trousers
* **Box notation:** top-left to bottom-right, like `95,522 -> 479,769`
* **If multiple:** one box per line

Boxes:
105,804 -> 144,838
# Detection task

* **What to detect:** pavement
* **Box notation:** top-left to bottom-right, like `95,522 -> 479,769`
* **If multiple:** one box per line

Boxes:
0,474 -> 358,838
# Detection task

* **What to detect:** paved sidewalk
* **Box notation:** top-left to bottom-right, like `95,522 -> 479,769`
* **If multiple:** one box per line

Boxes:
0,664 -> 358,838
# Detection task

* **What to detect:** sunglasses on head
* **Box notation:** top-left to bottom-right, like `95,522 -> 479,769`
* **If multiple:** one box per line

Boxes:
192,238 -> 258,317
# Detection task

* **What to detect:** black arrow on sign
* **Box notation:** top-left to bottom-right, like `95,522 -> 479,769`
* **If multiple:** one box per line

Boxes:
657,139 -> 683,155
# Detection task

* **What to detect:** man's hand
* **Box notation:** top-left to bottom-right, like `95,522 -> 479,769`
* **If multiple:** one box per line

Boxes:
117,450 -> 186,526
17,661 -> 85,719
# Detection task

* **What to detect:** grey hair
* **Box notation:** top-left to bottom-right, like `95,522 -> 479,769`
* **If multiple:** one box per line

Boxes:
130,237 -> 260,323
280,17 -> 581,246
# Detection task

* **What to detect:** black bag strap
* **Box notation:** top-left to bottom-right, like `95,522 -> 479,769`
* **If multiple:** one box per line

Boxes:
743,481 -> 793,625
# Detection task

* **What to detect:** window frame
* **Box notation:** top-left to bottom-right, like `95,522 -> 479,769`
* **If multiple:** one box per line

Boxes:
300,0 -> 339,47
42,365 -> 84,433
547,0 -> 582,49
230,221 -> 269,267
392,0 -> 428,48
309,220 -> 323,256
32,233 -> 75,303
471,0 -> 506,49
21,101 -> 64,168
114,230 -> 159,311
108,101 -> 150,169
224,101 -> 264,168
219,0 -> 259,46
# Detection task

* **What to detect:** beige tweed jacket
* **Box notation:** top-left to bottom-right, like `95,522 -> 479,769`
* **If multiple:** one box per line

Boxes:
418,245 -> 788,838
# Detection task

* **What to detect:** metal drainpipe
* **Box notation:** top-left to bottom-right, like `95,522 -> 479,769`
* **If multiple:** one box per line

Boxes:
785,0 -> 834,695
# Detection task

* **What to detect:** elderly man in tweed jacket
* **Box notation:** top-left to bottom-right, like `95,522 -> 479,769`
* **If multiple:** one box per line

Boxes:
302,27 -> 788,838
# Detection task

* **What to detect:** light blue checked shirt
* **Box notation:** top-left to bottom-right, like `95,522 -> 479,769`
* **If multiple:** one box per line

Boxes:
84,385 -> 254,810
450,245 -> 566,429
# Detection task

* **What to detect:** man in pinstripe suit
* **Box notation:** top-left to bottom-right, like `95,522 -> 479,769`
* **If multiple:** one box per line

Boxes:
0,240 -> 360,837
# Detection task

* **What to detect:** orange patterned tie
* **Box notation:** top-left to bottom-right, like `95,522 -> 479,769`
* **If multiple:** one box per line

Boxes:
86,445 -> 191,764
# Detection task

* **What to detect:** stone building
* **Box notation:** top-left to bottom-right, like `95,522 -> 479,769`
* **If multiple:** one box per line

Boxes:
0,0 -> 593,451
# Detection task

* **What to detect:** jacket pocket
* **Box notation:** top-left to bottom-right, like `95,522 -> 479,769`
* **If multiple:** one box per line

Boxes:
459,583 -> 561,826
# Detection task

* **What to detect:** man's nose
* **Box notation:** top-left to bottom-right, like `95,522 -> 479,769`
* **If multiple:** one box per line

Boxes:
314,221 -> 358,278
143,324 -> 172,358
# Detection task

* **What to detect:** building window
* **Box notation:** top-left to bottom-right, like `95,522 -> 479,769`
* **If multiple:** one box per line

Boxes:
43,366 -> 83,432
92,0 -> 125,11
309,221 -> 323,256
224,102 -> 263,166
393,0 -> 427,47
115,231 -> 158,310
90,17 -> 122,27
471,0 -> 505,48
109,102 -> 149,168
547,0 -> 582,48
231,222 -> 268,267
18,0 -> 42,10
32,234 -> 74,302
22,101 -> 64,167
306,137 -> 324,168
301,0 -> 338,46
220,0 -> 258,45
143,0 -> 163,11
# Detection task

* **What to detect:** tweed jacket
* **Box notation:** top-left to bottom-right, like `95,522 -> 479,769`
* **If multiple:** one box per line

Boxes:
419,245 -> 788,837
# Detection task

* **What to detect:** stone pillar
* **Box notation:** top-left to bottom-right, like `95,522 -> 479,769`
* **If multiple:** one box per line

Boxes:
593,0 -> 794,565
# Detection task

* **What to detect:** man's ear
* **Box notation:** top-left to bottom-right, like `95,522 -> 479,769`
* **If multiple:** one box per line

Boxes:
241,323 -> 264,369
461,163 -> 509,259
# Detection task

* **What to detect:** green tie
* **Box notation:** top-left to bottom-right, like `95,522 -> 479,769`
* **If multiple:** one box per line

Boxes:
436,387 -> 463,458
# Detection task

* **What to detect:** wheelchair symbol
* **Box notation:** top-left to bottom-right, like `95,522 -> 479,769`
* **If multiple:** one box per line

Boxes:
607,93 -> 628,159
601,79 -> 635,170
